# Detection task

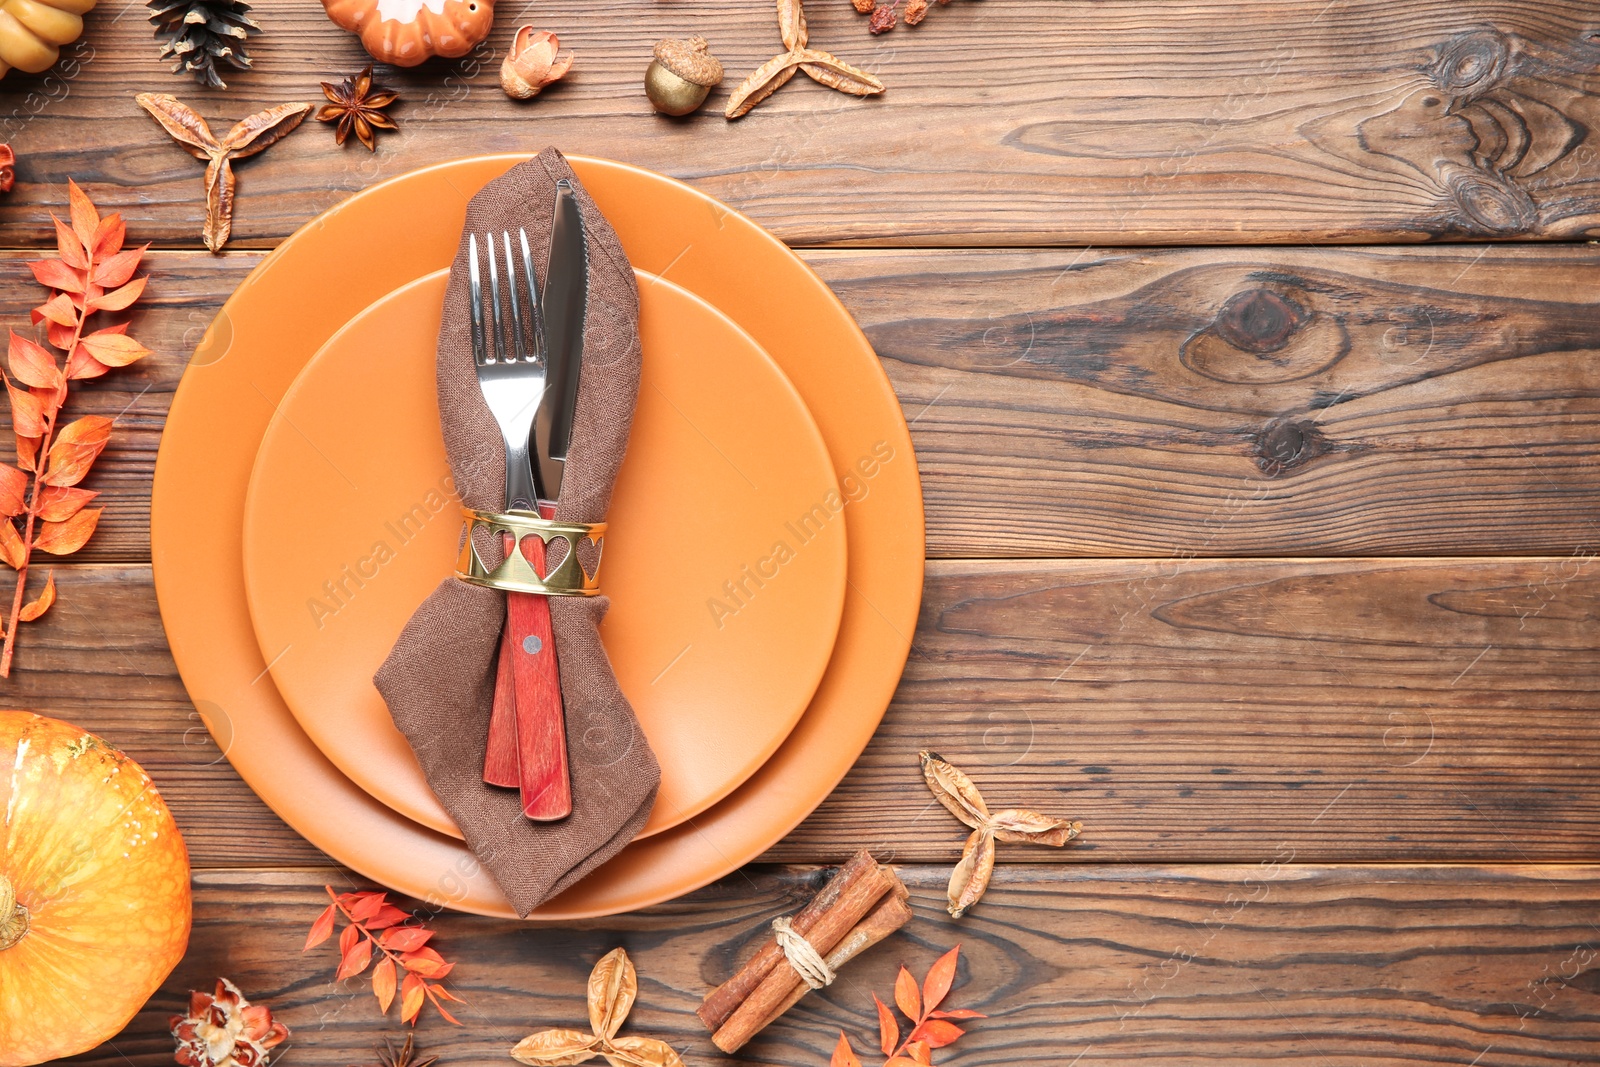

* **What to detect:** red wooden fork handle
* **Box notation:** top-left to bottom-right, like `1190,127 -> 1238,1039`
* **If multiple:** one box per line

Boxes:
480,504 -> 573,821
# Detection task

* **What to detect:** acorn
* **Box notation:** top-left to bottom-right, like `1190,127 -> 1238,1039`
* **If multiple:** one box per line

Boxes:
646,36 -> 724,116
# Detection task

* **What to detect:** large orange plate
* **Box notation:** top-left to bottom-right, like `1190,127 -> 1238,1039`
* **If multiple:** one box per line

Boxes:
151,156 -> 923,918
242,270 -> 846,839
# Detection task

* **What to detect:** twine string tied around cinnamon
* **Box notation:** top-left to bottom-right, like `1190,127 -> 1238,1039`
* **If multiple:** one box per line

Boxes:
771,916 -> 836,990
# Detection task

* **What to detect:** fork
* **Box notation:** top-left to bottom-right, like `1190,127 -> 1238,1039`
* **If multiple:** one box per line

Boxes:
469,229 -> 572,821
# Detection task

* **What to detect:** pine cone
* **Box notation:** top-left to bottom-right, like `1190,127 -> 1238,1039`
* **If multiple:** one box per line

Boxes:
170,979 -> 289,1067
147,0 -> 261,90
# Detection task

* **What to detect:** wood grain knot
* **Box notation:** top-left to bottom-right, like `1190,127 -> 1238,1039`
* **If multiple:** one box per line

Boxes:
1428,28 -> 1511,100
1181,284 -> 1349,384
1252,417 -> 1327,475
1213,289 -> 1308,355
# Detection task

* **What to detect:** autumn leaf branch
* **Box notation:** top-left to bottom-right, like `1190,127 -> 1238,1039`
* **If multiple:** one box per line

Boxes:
304,887 -> 465,1026
0,180 -> 151,676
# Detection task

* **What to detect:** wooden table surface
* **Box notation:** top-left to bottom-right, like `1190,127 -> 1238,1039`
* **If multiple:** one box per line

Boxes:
5,3 -> 1598,1065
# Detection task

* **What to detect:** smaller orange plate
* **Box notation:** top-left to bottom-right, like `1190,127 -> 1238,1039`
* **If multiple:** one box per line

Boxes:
241,269 -> 847,839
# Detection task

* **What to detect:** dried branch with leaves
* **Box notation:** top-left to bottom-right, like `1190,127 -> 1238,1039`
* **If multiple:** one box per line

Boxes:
727,0 -> 884,118
921,751 -> 1082,917
831,945 -> 985,1067
0,181 -> 152,677
304,887 -> 464,1025
135,92 -> 310,252
511,948 -> 684,1067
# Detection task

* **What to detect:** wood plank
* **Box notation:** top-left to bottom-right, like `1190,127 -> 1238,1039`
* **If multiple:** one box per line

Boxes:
2,2 -> 1598,247
61,863 -> 1600,1066
828,243 -> 1600,557
13,559 -> 1596,869
4,244 -> 1597,563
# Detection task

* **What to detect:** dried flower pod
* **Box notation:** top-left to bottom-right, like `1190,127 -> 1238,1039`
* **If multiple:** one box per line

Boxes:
904,0 -> 929,24
171,979 -> 289,1067
851,0 -> 874,11
500,25 -> 572,99
646,36 -> 723,116
0,144 -> 13,193
868,4 -> 896,33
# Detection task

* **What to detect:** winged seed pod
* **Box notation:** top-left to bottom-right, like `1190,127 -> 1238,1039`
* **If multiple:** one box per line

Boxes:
511,949 -> 684,1067
135,93 -> 309,252
920,751 -> 1081,917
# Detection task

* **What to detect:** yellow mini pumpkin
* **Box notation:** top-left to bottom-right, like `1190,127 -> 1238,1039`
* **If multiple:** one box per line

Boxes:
0,0 -> 95,79
0,712 -> 192,1067
322,0 -> 494,67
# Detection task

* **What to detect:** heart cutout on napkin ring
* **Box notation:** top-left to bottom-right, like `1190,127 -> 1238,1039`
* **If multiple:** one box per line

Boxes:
454,507 -> 606,596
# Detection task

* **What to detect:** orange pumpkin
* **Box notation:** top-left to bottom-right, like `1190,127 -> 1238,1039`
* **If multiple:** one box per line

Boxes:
321,0 -> 495,67
0,712 -> 192,1067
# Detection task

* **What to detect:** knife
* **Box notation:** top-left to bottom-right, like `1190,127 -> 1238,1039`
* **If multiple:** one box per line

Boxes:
481,182 -> 588,821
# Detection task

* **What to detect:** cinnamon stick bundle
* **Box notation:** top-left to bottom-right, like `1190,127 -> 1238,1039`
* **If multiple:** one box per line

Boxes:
701,849 -> 911,1054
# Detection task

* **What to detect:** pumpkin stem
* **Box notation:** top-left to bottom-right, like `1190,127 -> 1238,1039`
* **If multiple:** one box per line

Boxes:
0,874 -> 27,950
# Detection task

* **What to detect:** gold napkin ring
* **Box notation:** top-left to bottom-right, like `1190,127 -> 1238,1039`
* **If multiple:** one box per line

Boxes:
454,507 -> 605,597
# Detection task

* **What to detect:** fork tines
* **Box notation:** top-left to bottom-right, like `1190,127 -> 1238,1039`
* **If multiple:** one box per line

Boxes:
468,229 -> 544,368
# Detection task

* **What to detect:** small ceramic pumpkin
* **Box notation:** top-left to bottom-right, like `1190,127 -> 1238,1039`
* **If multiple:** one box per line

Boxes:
322,0 -> 494,67
0,712 -> 192,1067
0,0 -> 96,79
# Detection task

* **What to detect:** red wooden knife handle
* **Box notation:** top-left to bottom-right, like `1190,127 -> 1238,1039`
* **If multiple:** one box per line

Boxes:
507,527 -> 571,820
481,620 -> 521,788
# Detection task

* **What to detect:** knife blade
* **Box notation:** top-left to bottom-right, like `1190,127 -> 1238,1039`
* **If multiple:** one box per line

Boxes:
534,179 -> 588,505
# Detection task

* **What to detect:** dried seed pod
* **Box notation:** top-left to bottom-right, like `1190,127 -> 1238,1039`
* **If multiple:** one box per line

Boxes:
646,36 -> 724,116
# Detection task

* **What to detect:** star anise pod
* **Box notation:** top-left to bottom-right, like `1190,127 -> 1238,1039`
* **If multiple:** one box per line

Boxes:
356,1033 -> 437,1067
317,66 -> 398,152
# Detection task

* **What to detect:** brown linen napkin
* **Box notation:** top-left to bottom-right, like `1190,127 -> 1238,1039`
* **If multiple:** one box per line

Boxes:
375,149 -> 660,917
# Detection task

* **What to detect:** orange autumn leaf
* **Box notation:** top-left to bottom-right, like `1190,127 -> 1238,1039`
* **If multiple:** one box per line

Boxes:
0,521 -> 24,570
303,904 -> 336,951
87,275 -> 147,314
337,937 -> 373,981
874,993 -> 898,1055
921,946 -> 959,1015
422,983 -> 462,1026
33,507 -> 99,554
0,464 -> 26,518
832,1033 -> 864,1067
35,484 -> 95,522
910,1020 -> 964,1049
9,332 -> 60,390
400,946 -> 452,979
31,293 -> 78,329
18,569 -> 54,622
42,415 -> 111,487
52,215 -> 87,269
379,927 -> 433,952
29,257 -> 84,294
894,967 -> 921,1022
67,178 -> 99,245
92,214 -> 125,259
4,377 -> 46,438
372,957 -> 397,1014
399,972 -> 426,1025
78,323 -> 150,367
64,344 -> 110,381
13,433 -> 37,473
92,245 -> 148,289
